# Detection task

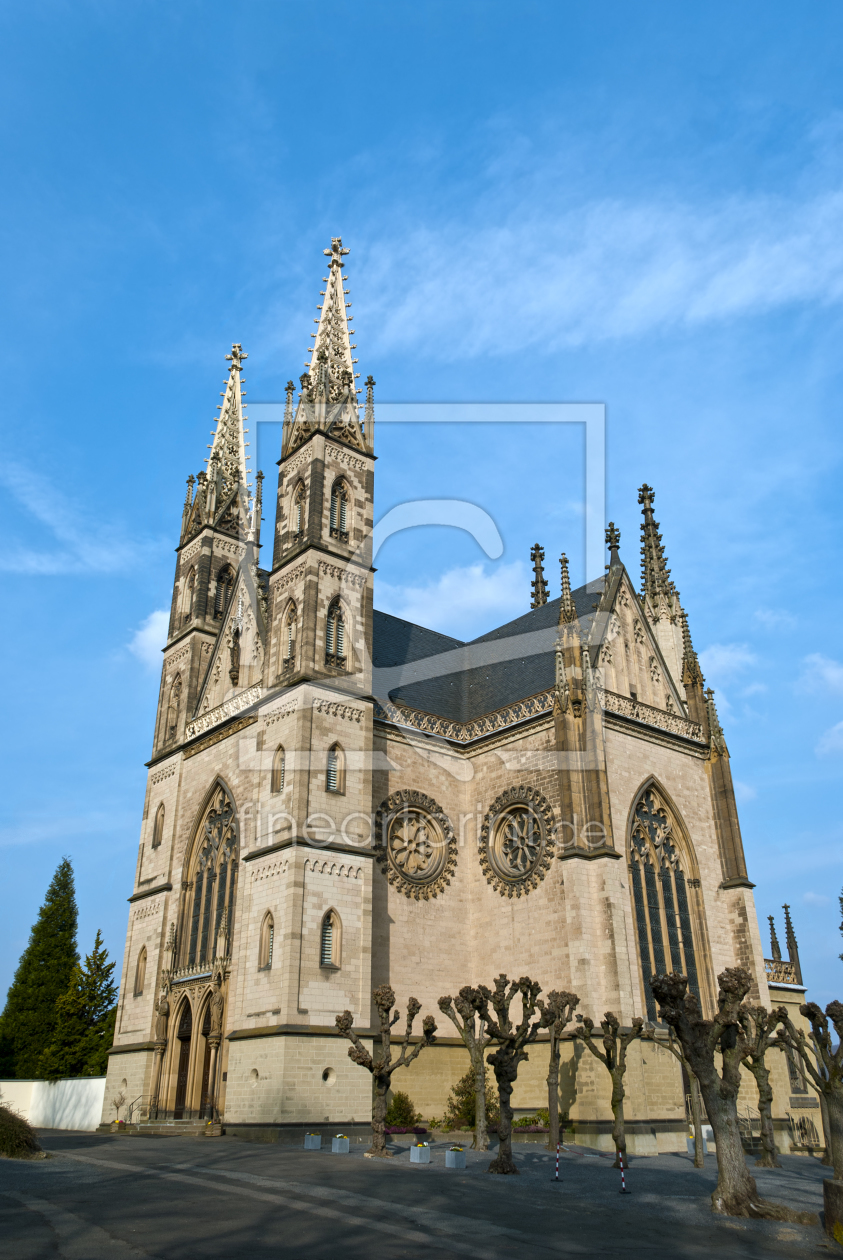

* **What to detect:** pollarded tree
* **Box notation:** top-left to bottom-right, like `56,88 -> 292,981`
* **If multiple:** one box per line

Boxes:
657,1028 -> 706,1169
539,990 -> 579,1153
476,974 -> 546,1175
39,931 -> 118,1079
574,1012 -> 643,1167
438,986 -> 495,1150
336,984 -> 436,1158
0,858 -> 79,1078
777,1001 -> 843,1179
650,969 -> 814,1222
738,1004 -> 785,1169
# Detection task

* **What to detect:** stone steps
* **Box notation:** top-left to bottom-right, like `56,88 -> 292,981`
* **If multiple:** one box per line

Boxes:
99,1122 -> 223,1137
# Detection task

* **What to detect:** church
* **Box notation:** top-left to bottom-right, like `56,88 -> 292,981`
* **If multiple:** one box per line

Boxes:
102,238 -> 812,1152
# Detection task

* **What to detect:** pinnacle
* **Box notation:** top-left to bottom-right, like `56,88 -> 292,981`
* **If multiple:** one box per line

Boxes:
638,482 -> 675,604
559,552 -> 576,624
530,544 -> 548,609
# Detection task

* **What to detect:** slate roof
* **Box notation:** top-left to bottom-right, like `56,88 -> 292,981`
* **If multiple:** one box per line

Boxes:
372,579 -> 604,723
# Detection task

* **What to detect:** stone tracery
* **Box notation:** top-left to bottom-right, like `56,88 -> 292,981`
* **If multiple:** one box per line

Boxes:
479,786 -> 556,898
374,789 -> 457,900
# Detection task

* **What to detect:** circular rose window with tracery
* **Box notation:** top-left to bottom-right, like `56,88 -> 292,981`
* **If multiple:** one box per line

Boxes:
480,786 -> 556,897
374,790 -> 456,900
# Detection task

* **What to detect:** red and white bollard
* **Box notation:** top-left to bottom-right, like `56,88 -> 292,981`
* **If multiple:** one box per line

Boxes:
552,1140 -> 560,1182
618,1151 -> 630,1194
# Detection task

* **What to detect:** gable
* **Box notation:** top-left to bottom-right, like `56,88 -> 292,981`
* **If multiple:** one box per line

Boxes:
193,565 -> 268,719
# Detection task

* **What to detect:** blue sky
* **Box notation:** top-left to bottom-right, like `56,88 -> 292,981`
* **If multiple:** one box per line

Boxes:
2,1 -> 843,1006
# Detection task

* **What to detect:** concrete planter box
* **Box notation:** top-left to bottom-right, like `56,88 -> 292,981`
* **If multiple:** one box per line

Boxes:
445,1148 -> 466,1169
410,1143 -> 430,1164
304,1134 -> 322,1150
331,1136 -> 350,1154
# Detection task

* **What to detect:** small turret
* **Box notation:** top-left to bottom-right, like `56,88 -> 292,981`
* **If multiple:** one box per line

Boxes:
530,544 -> 548,609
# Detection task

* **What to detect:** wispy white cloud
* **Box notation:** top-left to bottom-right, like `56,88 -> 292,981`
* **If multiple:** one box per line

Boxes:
733,780 -> 757,803
802,653 -> 843,695
0,460 -> 160,574
356,185 -> 843,360
698,642 -> 757,684
803,891 -> 831,906
754,608 -> 797,629
376,561 -> 526,640
128,609 -> 169,670
816,720 -> 843,758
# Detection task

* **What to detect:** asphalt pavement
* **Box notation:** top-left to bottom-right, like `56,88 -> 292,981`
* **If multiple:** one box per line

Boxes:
0,1130 -> 835,1258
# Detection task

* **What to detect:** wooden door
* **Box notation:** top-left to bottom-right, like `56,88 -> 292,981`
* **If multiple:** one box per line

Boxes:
173,1003 -> 193,1119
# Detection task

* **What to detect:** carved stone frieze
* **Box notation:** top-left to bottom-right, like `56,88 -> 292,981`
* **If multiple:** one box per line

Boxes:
374,789 -> 457,900
274,562 -> 307,593
185,684 -> 262,741
318,560 -> 366,588
313,698 -> 363,723
150,763 -> 177,786
250,858 -> 289,884
479,785 -> 556,898
264,698 -> 299,728
325,443 -> 367,473
600,689 -> 703,741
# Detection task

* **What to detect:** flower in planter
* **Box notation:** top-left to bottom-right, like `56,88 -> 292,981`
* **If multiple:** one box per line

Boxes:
415,1142 -> 428,1148
449,1146 -> 464,1152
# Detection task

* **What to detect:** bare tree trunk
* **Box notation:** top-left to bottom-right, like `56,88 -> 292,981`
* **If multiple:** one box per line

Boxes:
689,1072 -> 705,1169
488,1072 -> 517,1175
368,1075 -> 390,1157
698,1079 -> 760,1216
827,1088 -> 843,1180
745,1060 -> 780,1168
818,1088 -> 833,1165
610,1071 -> 626,1168
472,1053 -> 489,1151
547,1030 -> 560,1152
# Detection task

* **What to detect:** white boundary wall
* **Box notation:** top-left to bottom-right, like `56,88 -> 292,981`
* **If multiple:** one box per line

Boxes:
0,1078 -> 106,1131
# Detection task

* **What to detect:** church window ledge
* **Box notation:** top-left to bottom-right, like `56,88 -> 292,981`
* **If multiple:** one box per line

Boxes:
329,527 -> 349,543
324,653 -> 346,670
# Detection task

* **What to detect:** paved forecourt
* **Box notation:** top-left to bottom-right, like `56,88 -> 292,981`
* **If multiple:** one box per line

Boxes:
0,1131 -> 832,1259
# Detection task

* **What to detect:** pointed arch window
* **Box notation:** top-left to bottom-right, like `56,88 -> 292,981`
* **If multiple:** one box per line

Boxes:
329,481 -> 349,541
258,912 -> 274,970
283,602 -> 297,672
183,784 -> 239,969
166,675 -> 182,742
325,600 -> 346,668
293,482 -> 306,539
214,565 -> 235,619
134,946 -> 147,997
182,568 -> 196,624
271,745 -> 286,794
326,743 -> 345,795
629,787 -> 701,1023
151,804 -> 165,849
320,909 -> 341,968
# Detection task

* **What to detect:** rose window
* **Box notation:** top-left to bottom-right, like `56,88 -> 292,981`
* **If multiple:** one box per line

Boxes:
387,809 -> 446,883
490,805 -> 544,881
479,786 -> 556,897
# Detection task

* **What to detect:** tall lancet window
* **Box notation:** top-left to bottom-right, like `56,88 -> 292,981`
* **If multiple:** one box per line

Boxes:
183,783 -> 239,969
166,675 -> 182,742
271,745 -> 285,794
283,603 -> 297,671
325,599 -> 346,668
329,481 -> 349,541
293,482 -> 306,539
214,565 -> 235,619
182,568 -> 195,623
629,786 -> 701,1024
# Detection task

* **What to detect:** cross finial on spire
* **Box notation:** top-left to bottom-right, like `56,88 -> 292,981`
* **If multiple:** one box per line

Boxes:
324,237 -> 350,269
530,544 -> 548,609
638,481 -> 675,605
226,342 -> 247,372
605,522 -> 621,565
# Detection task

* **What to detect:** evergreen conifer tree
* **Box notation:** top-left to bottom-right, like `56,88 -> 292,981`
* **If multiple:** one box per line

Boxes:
40,931 -> 118,1079
0,857 -> 79,1078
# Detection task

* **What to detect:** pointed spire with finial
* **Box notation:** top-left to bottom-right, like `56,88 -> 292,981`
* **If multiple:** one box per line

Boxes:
638,483 -> 675,604
559,552 -> 576,625
783,904 -> 803,985
605,522 -> 621,568
364,374 -> 376,446
530,544 -> 548,609
205,343 -> 250,500
768,914 -> 782,961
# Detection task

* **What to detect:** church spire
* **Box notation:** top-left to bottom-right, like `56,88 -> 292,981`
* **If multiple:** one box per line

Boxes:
638,483 -> 675,608
530,544 -> 548,609
559,552 -> 576,625
768,914 -> 782,961
285,238 -> 368,455
783,904 -> 803,984
206,343 -> 250,504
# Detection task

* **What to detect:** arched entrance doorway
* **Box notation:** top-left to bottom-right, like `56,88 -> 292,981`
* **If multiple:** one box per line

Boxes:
173,1002 -> 193,1119
198,1004 -> 213,1119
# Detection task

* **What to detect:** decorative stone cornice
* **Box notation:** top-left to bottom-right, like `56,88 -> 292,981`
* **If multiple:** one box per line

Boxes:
185,684 -> 262,741
764,958 -> 799,985
150,762 -> 178,786
599,689 -> 703,742
325,442 -> 368,472
264,698 -> 299,728
318,559 -> 367,588
313,697 -> 363,723
274,561 -> 307,592
374,686 -> 703,746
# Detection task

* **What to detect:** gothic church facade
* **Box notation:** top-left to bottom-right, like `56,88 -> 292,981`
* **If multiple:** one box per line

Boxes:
103,239 -> 804,1149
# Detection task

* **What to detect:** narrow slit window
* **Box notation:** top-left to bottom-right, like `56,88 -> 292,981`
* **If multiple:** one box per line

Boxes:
271,746 -> 285,794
